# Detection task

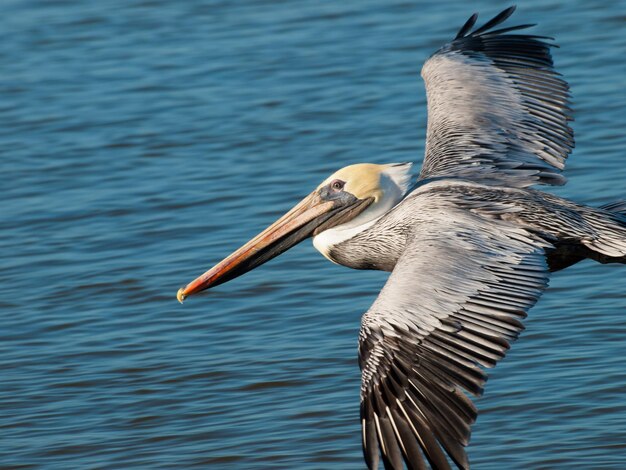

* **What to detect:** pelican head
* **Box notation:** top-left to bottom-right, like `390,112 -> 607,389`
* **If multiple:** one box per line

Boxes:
177,162 -> 412,303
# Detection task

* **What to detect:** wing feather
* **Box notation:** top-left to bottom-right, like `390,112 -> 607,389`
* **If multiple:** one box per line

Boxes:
359,207 -> 552,469
419,7 -> 573,187
469,6 -> 516,36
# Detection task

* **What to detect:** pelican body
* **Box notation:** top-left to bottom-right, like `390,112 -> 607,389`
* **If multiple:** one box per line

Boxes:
177,7 -> 625,470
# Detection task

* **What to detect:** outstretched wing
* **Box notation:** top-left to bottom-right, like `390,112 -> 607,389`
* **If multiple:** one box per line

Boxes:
359,207 -> 552,469
419,6 -> 573,187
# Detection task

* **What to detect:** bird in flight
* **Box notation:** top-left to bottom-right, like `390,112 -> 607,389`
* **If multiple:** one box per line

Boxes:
177,6 -> 625,469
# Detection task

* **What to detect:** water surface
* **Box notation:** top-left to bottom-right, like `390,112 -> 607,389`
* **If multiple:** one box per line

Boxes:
2,0 -> 625,468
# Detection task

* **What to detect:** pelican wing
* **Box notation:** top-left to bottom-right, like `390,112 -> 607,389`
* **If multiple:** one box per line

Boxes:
419,6 -> 573,187
359,208 -> 551,469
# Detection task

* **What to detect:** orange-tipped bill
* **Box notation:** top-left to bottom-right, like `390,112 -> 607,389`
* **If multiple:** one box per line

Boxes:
176,190 -> 370,303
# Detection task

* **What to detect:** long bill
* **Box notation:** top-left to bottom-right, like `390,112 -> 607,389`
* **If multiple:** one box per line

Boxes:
177,191 -> 343,303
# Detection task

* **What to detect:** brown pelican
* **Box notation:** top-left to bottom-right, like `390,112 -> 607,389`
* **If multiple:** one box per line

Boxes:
176,7 -> 625,470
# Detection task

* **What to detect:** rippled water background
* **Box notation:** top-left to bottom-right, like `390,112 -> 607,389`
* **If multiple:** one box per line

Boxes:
2,0 -> 625,468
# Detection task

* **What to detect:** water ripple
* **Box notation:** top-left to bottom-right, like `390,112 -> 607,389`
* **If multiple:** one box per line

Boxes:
2,0 -> 625,469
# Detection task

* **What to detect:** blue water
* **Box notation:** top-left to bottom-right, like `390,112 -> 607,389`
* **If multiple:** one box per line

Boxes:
2,0 -> 625,468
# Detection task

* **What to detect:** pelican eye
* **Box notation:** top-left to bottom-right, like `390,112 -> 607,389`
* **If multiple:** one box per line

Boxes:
330,179 -> 345,191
